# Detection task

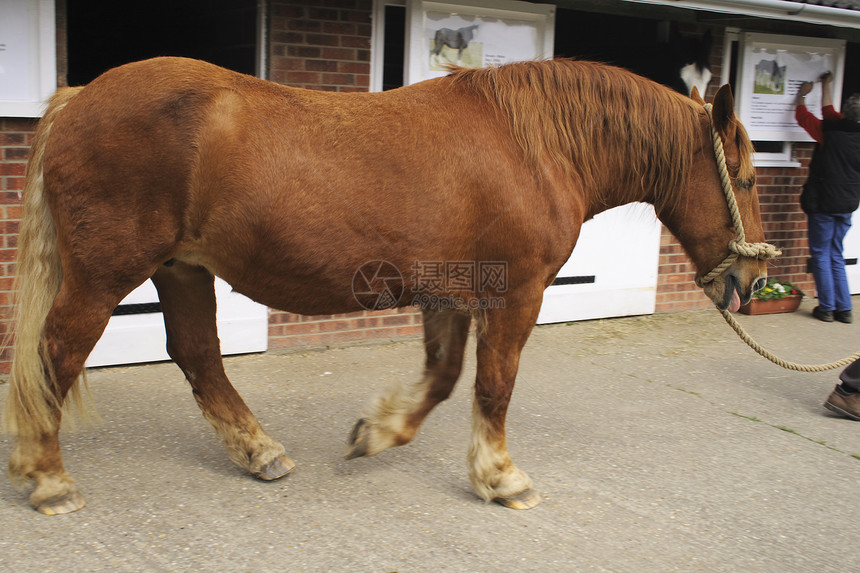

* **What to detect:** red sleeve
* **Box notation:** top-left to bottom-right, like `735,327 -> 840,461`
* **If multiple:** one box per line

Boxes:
822,105 -> 844,121
795,104 -> 824,143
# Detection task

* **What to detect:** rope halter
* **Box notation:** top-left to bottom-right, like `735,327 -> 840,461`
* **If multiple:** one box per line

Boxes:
694,103 -> 781,288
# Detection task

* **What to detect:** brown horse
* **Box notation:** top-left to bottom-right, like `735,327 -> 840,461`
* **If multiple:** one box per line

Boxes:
3,57 -> 771,514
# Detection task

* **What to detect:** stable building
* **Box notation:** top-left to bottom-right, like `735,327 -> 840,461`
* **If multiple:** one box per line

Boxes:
1,0 -> 859,370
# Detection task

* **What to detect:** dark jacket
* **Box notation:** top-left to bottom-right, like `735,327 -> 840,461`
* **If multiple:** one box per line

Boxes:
801,118 -> 860,214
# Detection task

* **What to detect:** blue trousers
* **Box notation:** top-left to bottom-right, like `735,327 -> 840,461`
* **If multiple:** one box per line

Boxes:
807,212 -> 853,312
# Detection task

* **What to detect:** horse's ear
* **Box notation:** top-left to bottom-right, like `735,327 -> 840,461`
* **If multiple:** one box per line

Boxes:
690,86 -> 705,104
712,84 -> 737,140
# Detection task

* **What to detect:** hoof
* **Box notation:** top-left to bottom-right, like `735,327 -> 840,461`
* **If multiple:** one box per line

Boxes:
36,491 -> 87,515
345,418 -> 370,460
255,455 -> 295,481
494,488 -> 542,510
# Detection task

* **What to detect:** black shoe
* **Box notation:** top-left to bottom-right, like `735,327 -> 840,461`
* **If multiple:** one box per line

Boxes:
834,310 -> 853,324
813,306 -> 834,322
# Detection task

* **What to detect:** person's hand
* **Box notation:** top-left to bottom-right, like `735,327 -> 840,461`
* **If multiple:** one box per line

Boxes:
819,71 -> 833,85
798,81 -> 814,96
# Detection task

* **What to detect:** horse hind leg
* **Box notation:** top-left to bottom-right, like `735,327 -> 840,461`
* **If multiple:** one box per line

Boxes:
346,308 -> 471,459
150,261 -> 294,481
8,277 -> 127,514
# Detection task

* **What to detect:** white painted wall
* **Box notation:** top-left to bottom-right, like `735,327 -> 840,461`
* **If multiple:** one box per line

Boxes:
86,278 -> 268,367
538,203 -> 662,324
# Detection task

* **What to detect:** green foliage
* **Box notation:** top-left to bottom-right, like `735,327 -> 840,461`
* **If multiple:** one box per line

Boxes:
753,278 -> 804,301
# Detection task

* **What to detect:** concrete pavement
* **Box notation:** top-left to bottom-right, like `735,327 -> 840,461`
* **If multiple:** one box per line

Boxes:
1,297 -> 859,572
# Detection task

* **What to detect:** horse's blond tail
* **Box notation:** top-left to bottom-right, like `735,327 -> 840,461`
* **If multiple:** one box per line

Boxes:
2,87 -> 86,438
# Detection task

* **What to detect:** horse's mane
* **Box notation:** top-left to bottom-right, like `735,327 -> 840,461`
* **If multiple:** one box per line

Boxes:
447,59 -> 708,208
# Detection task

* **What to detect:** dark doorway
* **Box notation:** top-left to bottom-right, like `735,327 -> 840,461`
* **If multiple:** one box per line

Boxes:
555,8 -> 711,95
382,4 -> 406,91
844,42 -> 860,101
66,0 -> 258,86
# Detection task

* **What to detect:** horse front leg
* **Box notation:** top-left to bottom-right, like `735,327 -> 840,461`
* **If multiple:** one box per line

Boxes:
346,308 -> 471,459
469,299 -> 542,510
151,262 -> 294,481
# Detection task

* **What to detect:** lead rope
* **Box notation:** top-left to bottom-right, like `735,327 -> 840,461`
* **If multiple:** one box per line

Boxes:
701,104 -> 860,372
718,308 -> 860,372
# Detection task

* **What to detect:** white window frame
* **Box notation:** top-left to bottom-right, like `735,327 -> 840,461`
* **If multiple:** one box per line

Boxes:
256,0 -> 268,79
0,0 -> 56,117
752,143 -> 796,168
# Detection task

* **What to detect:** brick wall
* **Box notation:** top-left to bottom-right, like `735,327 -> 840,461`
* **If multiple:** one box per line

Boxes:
266,0 -> 424,350
269,0 -> 372,92
268,307 -> 424,351
757,146 -> 816,294
0,119 -> 35,372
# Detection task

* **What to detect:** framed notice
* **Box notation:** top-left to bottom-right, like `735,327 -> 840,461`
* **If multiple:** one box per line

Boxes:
404,0 -> 555,85
0,0 -> 56,117
736,33 -> 845,142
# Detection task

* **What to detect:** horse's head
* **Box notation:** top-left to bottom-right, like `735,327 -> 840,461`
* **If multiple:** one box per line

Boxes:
662,85 -> 775,312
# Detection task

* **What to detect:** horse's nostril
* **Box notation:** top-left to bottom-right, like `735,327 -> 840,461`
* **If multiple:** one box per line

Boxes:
753,277 -> 767,293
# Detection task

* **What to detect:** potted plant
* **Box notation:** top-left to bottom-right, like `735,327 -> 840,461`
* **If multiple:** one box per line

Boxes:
739,278 -> 804,315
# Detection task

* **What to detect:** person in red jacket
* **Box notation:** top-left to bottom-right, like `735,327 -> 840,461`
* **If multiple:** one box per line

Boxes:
795,72 -> 860,324
796,72 -> 860,420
